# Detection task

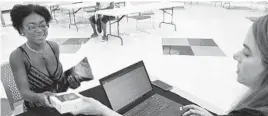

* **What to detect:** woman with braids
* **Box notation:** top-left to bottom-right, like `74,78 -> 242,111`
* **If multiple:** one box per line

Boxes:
9,4 -> 93,110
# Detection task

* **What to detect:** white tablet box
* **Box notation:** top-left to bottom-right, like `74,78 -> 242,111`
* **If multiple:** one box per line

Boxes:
50,92 -> 87,114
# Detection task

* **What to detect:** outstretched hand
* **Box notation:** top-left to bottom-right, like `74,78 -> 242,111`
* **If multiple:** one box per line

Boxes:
38,91 -> 55,108
71,96 -> 108,115
71,96 -> 122,116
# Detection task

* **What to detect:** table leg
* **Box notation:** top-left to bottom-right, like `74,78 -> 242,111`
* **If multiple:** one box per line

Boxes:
51,6 -> 58,24
72,9 -> 78,31
68,10 -> 72,29
107,15 -> 125,45
169,46 -> 172,55
49,6 -> 58,24
109,18 -> 111,35
159,7 -> 177,31
1,11 -> 5,27
159,9 -> 165,28
68,8 -> 82,31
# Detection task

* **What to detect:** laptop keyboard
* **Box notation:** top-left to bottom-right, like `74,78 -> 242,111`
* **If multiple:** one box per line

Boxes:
123,94 -> 175,116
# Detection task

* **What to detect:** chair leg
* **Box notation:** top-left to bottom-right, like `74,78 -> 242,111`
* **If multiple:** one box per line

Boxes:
136,19 -> 138,30
13,103 -> 25,115
127,15 -> 128,22
1,98 -> 13,116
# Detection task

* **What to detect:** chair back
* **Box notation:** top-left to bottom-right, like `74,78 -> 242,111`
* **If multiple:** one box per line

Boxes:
1,62 -> 22,110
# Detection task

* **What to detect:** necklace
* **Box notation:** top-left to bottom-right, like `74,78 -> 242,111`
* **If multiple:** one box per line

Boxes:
26,42 -> 46,59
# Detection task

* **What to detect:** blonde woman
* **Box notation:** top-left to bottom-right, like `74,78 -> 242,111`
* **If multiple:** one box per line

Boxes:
73,15 -> 268,116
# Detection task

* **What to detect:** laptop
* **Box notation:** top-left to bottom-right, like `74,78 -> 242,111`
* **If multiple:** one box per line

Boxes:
99,61 -> 184,116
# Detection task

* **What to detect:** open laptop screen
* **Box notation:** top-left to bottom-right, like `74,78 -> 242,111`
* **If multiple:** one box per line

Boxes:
100,61 -> 152,111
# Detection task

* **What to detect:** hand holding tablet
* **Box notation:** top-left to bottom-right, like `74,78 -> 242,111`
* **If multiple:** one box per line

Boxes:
49,93 -> 87,114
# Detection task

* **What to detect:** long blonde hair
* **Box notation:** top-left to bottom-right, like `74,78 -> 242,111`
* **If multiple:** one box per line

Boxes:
234,15 -> 268,115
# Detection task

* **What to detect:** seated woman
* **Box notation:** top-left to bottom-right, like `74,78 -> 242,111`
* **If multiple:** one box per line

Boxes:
9,4 -> 92,110
89,2 -> 115,42
73,15 -> 268,116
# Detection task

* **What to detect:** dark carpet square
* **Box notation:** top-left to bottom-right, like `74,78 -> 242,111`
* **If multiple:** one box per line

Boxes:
59,45 -> 81,54
188,39 -> 218,46
62,38 -> 90,45
163,45 -> 194,55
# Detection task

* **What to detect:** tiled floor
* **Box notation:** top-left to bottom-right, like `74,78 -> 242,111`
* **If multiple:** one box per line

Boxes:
59,37 -> 90,53
62,38 -> 90,45
191,46 -> 225,56
162,38 -> 225,56
164,45 -> 194,55
1,1 -> 268,115
59,45 -> 81,54
188,38 -> 218,46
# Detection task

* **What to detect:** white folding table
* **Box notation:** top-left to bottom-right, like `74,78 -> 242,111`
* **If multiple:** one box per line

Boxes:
59,2 -> 127,31
59,2 -> 96,31
96,2 -> 185,45
42,2 -> 73,24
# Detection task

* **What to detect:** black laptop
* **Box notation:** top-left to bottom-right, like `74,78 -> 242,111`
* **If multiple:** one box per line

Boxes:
99,61 -> 184,116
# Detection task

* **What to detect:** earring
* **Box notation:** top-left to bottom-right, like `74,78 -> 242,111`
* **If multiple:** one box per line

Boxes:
21,33 -> 24,36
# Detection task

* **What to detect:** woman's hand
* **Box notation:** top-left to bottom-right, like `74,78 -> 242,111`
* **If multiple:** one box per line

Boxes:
37,91 -> 54,108
71,97 -> 110,115
182,104 -> 214,116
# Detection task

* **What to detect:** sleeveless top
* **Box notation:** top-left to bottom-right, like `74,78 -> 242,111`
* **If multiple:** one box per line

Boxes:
18,41 -> 80,109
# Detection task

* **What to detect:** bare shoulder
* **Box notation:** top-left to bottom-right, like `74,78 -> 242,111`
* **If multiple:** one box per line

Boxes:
9,48 -> 24,68
10,48 -> 23,62
47,40 -> 59,48
47,40 -> 59,49
47,40 -> 60,55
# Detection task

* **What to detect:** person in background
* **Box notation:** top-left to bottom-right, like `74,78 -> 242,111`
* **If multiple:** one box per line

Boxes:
9,4 -> 92,110
89,2 -> 115,42
72,15 -> 268,116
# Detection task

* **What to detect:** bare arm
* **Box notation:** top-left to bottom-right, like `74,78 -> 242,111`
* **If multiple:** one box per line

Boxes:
9,49 -> 52,107
9,49 -> 40,102
72,97 -> 122,116
102,107 -> 122,116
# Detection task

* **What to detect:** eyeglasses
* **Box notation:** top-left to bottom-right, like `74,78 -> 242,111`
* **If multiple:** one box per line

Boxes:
25,24 -> 48,31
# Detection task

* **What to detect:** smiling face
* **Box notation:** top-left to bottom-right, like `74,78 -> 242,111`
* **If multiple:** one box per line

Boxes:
20,13 -> 48,45
233,27 -> 265,88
